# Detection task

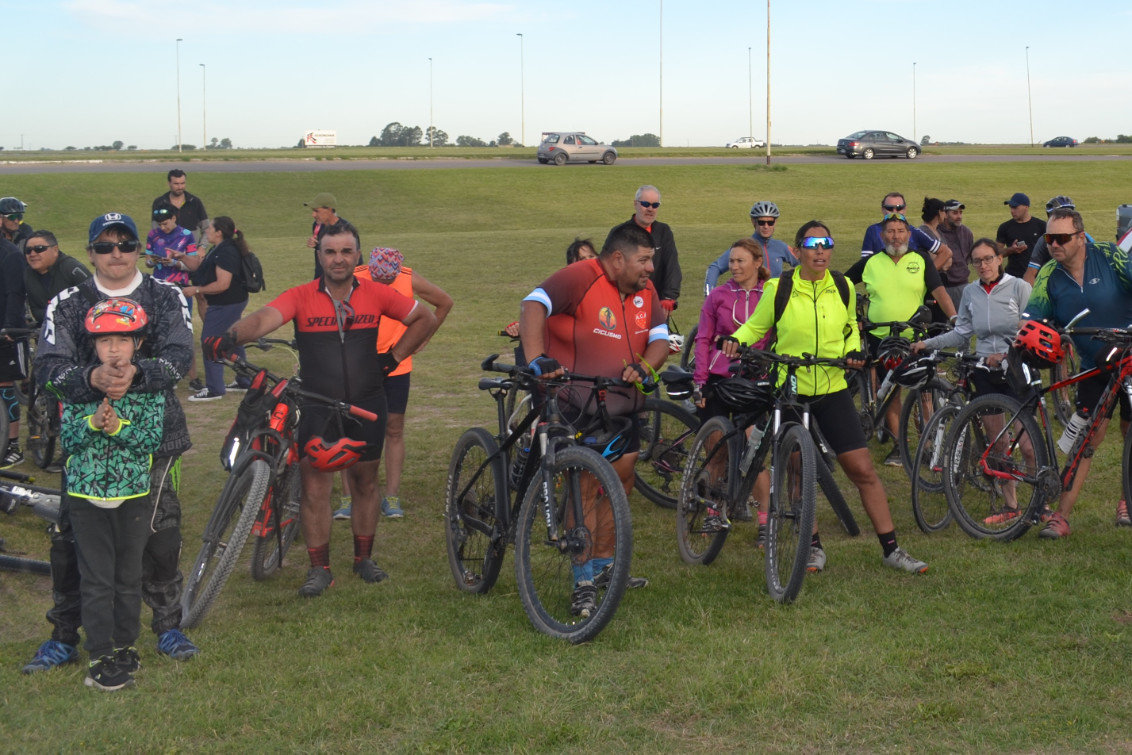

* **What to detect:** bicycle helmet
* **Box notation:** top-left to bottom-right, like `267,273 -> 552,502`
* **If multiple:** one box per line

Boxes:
0,197 -> 27,215
875,335 -> 912,371
303,436 -> 366,471
84,297 -> 148,336
749,201 -> 780,219
891,353 -> 933,387
576,415 -> 634,462
667,332 -> 684,355
1044,195 -> 1075,216
1013,320 -> 1064,368
714,375 -> 774,413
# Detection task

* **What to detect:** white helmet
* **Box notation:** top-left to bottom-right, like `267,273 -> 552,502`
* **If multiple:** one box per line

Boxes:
749,201 -> 780,219
668,333 -> 685,354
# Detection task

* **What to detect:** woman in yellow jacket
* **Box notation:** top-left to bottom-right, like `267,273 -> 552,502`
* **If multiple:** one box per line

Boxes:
723,220 -> 928,575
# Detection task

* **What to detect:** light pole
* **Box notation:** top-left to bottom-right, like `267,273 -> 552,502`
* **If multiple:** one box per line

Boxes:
428,57 -> 434,148
200,63 -> 207,150
747,46 -> 753,139
176,38 -> 183,152
912,61 -> 917,144
516,34 -> 524,147
765,0 -> 771,165
1025,46 -> 1034,147
658,0 -> 663,147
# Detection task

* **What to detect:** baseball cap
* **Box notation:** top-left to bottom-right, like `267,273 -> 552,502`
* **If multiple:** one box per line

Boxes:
943,199 -> 965,211
304,192 -> 337,209
88,212 -> 139,244
369,247 -> 403,281
1004,192 -> 1031,208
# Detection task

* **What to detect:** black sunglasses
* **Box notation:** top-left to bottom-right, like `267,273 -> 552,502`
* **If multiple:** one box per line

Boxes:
90,240 -> 141,255
24,244 -> 55,255
882,203 -> 906,212
638,201 -> 661,209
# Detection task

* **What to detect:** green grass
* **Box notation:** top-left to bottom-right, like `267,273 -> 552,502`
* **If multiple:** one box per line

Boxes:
3,159 -> 1132,752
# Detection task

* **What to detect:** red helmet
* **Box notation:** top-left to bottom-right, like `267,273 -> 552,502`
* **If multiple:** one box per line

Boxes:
303,436 -> 366,471
84,297 -> 148,336
1013,320 -> 1064,367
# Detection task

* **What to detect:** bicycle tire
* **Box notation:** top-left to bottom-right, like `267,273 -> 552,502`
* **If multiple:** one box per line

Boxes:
677,416 -> 737,565
679,324 -> 697,372
514,445 -> 632,644
0,553 -> 51,575
765,423 -> 816,604
445,427 -> 508,595
181,459 -> 271,628
250,463 -> 302,581
635,398 -> 699,509
809,423 -> 860,536
26,389 -> 57,469
897,378 -> 952,475
942,394 -> 1048,541
910,405 -> 958,533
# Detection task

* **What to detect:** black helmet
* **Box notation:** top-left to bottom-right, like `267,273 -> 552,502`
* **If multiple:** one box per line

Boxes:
1044,195 -> 1075,216
714,375 -> 774,413
891,354 -> 933,387
876,336 -> 912,371
0,197 -> 27,215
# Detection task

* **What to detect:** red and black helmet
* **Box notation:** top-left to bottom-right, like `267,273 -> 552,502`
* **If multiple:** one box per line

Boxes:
1013,320 -> 1065,368
84,297 -> 148,336
303,436 -> 366,471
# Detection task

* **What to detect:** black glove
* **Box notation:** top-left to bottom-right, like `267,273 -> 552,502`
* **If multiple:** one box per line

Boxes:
625,362 -> 648,383
378,350 -> 401,377
845,350 -> 866,363
528,354 -> 560,377
203,332 -> 236,362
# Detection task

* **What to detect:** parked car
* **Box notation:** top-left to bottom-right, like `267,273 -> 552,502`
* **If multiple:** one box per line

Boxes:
1043,136 -> 1078,148
725,136 -> 766,149
537,132 -> 617,165
836,130 -> 920,160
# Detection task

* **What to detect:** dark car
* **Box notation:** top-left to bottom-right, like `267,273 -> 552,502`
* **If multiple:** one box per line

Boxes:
1043,136 -> 1078,148
836,130 -> 920,160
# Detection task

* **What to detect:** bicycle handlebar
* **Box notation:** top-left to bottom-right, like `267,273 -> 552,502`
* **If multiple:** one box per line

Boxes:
479,353 -> 656,392
223,351 -> 379,424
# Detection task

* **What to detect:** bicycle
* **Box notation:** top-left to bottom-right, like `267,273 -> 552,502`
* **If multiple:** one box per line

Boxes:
941,315 -> 1132,541
181,339 -> 376,629
0,469 -> 60,576
680,347 -> 860,603
445,354 -> 635,643
0,327 -> 59,469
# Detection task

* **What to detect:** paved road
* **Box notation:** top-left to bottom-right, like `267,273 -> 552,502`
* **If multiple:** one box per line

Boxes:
1,152 -> 1128,175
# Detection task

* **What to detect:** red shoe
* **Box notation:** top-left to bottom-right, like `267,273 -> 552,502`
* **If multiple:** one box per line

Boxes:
983,508 -> 1020,525
1038,512 -> 1071,539
1116,500 -> 1131,527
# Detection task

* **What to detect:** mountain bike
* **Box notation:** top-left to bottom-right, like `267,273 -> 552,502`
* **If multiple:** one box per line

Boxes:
445,354 -> 635,643
633,368 -> 699,509
1,328 -> 59,469
941,317 -> 1132,541
0,469 -> 59,575
181,339 -> 376,628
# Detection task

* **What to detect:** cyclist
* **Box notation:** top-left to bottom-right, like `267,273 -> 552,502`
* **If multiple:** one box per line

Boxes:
723,220 -> 929,575
24,212 -> 198,675
1023,208 -> 1132,538
206,221 -> 436,597
146,204 -> 201,390
519,222 -> 670,614
0,196 -> 34,250
1022,196 -> 1095,285
860,192 -> 951,262
0,230 -> 28,466
23,230 -> 92,325
605,185 -> 681,313
703,201 -> 798,290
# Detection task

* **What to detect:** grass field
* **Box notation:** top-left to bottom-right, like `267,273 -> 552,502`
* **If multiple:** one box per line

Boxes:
2,158 -> 1132,752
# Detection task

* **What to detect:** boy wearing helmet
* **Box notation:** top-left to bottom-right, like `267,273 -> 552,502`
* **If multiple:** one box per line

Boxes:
63,298 -> 164,691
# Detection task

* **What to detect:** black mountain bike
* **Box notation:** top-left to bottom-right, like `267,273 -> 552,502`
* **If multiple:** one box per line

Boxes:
0,469 -> 60,576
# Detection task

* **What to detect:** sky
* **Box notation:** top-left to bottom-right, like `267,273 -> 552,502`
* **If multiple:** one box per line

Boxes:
5,0 -> 1131,151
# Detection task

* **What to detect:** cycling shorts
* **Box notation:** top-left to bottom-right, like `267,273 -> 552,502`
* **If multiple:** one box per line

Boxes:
782,388 -> 867,455
384,373 -> 410,415
1076,371 -> 1132,423
297,394 -> 387,463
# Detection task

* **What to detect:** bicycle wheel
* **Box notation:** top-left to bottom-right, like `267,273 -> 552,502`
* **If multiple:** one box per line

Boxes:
445,428 -> 508,594
677,416 -> 737,565
0,554 -> 51,575
1050,341 -> 1079,426
897,378 -> 951,475
26,390 -> 57,469
765,423 -> 816,604
910,405 -> 959,533
943,394 -> 1049,541
679,324 -> 697,372
250,463 -> 302,581
635,398 -> 699,509
514,445 -> 632,644
810,424 -> 860,536
181,459 -> 271,629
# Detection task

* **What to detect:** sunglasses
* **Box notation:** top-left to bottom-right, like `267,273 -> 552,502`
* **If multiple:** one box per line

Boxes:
90,240 -> 141,255
882,203 -> 906,212
638,201 -> 661,209
4,213 -> 23,222
756,219 -> 776,227
1044,232 -> 1081,246
24,244 -> 55,255
883,213 -> 909,223
799,236 -> 834,250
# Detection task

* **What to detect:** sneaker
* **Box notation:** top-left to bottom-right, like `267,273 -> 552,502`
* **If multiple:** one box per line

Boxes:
353,559 -> 389,584
756,523 -> 768,550
1039,512 -> 1071,539
188,378 -> 204,392
882,547 -> 929,574
1117,500 -> 1131,528
187,388 -> 223,402
883,448 -> 902,467
156,629 -> 199,660
299,566 -> 334,597
806,546 -> 827,573
114,646 -> 141,673
594,563 -> 648,590
2,444 -> 24,469
21,640 -> 79,674
381,496 -> 404,518
332,505 -> 352,520
225,380 -> 248,392
732,497 -> 754,522
570,581 -> 597,618
84,655 -> 134,691
983,508 -> 1020,525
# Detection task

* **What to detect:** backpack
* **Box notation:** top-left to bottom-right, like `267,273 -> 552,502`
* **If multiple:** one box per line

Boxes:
772,269 -> 852,324
241,251 -> 266,293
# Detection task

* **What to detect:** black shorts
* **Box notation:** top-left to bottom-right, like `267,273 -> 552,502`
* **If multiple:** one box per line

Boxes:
1076,371 -> 1132,423
384,373 -> 411,415
970,368 -> 1019,400
297,394 -> 387,463
0,340 -> 27,382
783,388 -> 867,455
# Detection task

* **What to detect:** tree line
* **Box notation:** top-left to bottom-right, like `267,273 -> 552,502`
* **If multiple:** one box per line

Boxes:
367,122 -> 521,148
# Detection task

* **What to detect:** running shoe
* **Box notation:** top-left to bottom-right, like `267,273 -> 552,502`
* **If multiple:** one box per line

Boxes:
883,448 -> 902,467
353,559 -> 389,584
225,380 -> 248,393
570,582 -> 597,618
983,508 -> 1020,525
1117,500 -> 1131,527
882,547 -> 928,574
2,444 -> 24,469
1039,512 -> 1071,539
114,646 -> 141,673
21,640 -> 78,674
187,388 -> 223,402
332,505 -> 352,520
188,378 -> 204,392
594,563 -> 648,590
756,523 -> 767,550
85,655 -> 134,692
806,547 -> 827,573
156,629 -> 199,660
298,566 -> 335,597
381,496 -> 404,518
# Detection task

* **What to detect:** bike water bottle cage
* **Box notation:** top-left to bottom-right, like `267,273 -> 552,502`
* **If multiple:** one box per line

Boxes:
1014,320 -> 1064,368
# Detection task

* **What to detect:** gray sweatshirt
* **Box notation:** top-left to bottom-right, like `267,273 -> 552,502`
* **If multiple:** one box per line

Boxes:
921,273 -> 1032,357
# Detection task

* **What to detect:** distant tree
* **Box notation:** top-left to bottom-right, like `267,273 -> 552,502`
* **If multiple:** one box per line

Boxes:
1083,136 -> 1102,144
127,145 -> 137,151
377,122 -> 424,147
368,135 -> 380,147
611,133 -> 660,148
920,135 -> 930,146
1116,134 -> 1132,144
112,140 -> 124,150
65,146 -> 76,151
497,132 -> 514,146
210,137 -> 219,148
426,126 -> 448,146
219,138 -> 232,149
456,135 -> 487,147
297,138 -> 306,148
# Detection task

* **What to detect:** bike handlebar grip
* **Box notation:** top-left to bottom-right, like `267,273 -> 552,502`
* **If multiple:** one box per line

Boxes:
348,405 -> 379,422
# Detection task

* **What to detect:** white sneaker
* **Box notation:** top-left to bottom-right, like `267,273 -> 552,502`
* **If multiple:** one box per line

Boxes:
188,388 -> 223,402
882,547 -> 928,574
806,546 -> 826,573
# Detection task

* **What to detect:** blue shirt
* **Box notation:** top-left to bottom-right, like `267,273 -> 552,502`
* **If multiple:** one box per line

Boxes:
704,236 -> 797,288
860,223 -> 941,258
1024,241 -> 1132,368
